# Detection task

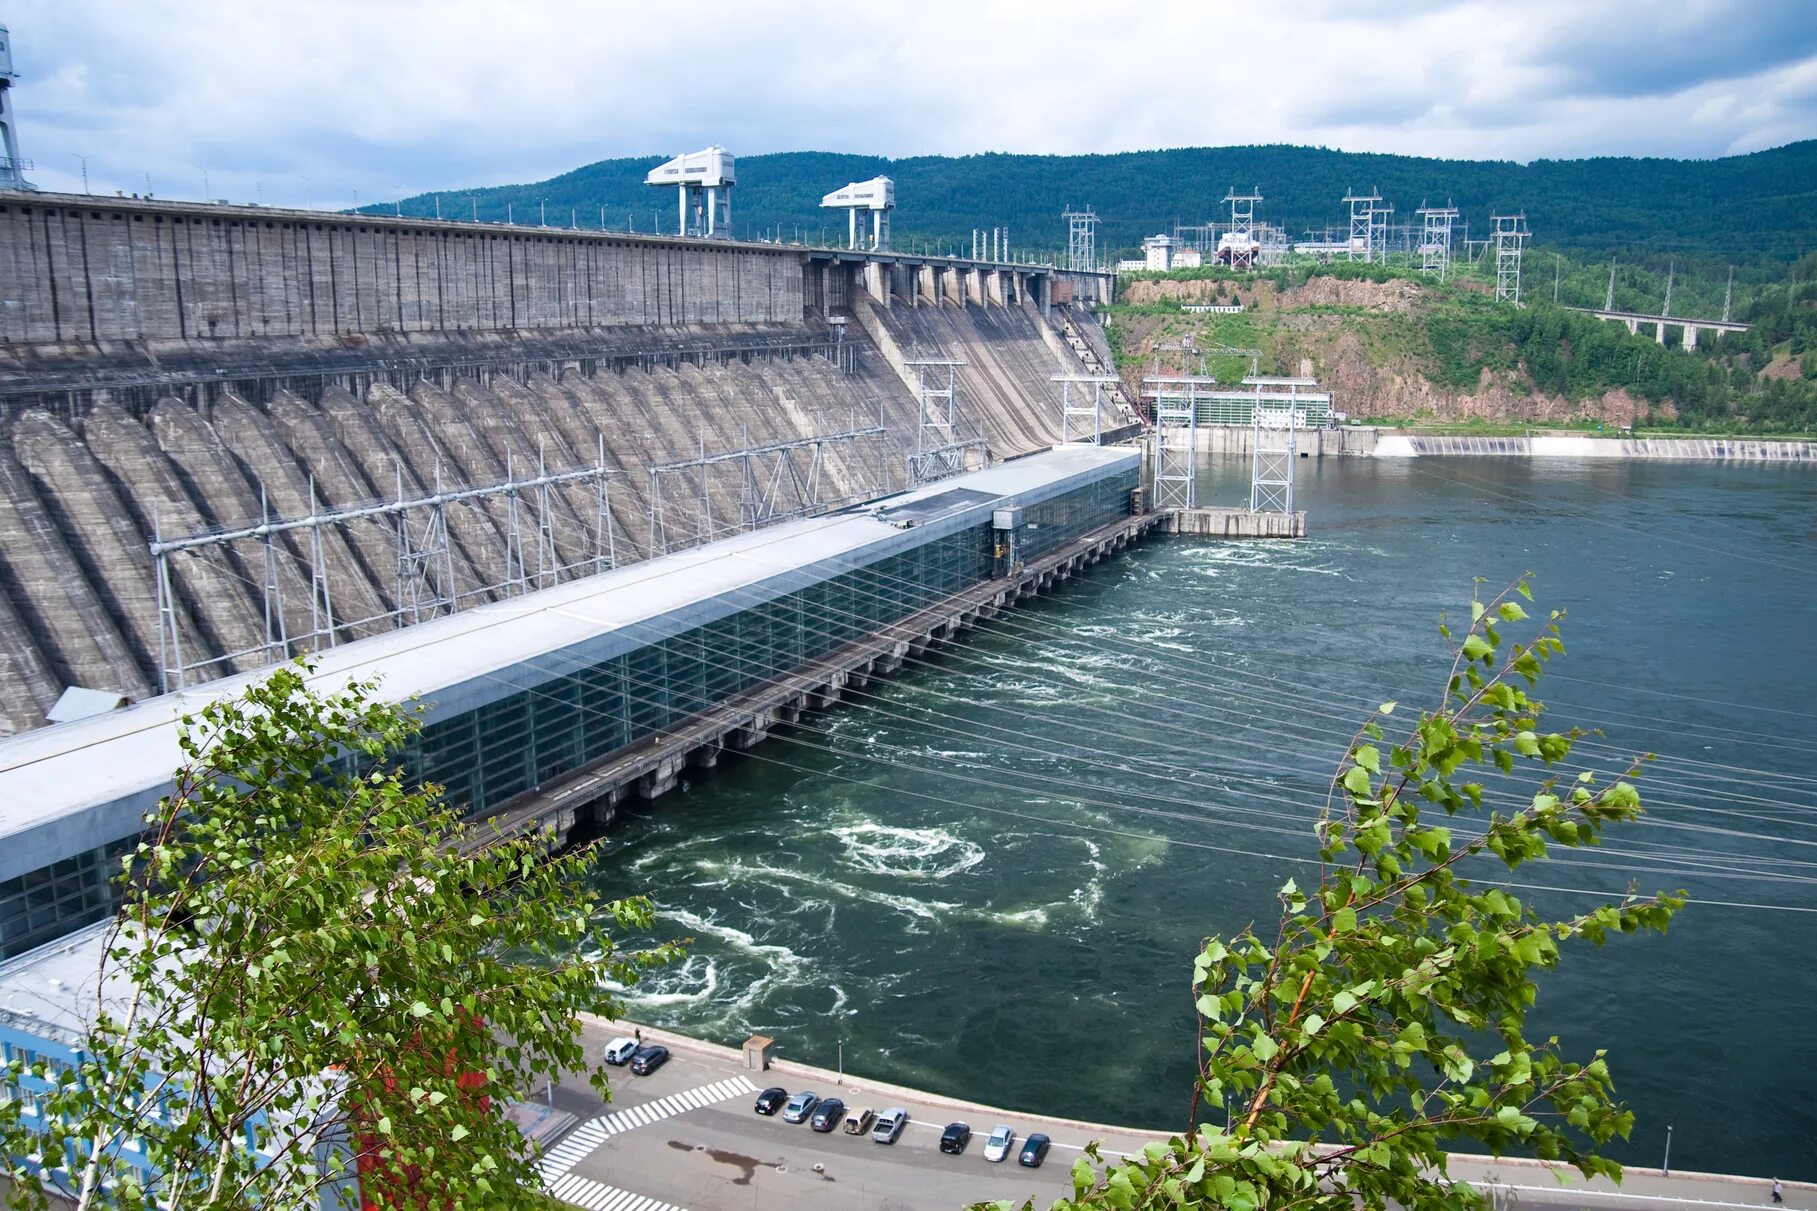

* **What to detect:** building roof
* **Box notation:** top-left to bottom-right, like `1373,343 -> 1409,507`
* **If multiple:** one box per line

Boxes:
0,920 -> 117,1048
0,445 -> 1138,884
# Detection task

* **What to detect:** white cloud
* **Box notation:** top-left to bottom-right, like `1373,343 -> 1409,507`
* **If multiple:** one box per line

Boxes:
5,0 -> 1814,206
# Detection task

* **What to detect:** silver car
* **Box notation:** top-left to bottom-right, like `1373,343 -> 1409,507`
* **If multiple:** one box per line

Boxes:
871,1107 -> 908,1144
983,1124 -> 1016,1163
781,1090 -> 820,1124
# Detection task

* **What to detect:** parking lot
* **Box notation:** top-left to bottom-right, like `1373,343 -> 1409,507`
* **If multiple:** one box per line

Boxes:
538,1017 -> 1161,1211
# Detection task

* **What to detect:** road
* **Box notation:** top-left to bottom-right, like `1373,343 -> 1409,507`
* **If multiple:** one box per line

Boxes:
531,1017 -> 1809,1211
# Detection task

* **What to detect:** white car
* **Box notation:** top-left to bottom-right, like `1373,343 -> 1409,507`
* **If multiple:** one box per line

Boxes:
983,1124 -> 1016,1163
603,1036 -> 640,1066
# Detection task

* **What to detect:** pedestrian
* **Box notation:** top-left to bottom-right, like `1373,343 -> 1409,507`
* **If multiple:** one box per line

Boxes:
635,1027 -> 643,1044
1772,1180 -> 1783,1205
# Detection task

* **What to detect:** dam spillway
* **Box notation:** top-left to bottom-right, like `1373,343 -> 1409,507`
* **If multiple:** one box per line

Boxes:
0,192 -> 1125,737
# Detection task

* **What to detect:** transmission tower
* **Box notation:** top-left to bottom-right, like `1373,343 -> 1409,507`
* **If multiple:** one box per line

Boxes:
1661,259 -> 1674,318
1063,205 -> 1099,273
1605,257 -> 1617,310
1224,188 -> 1262,270
1723,265 -> 1734,322
1415,203 -> 1459,280
1491,212 -> 1529,304
1343,190 -> 1382,262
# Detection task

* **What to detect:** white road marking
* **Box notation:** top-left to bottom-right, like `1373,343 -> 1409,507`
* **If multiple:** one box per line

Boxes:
541,1073 -> 760,1205
547,1173 -> 685,1211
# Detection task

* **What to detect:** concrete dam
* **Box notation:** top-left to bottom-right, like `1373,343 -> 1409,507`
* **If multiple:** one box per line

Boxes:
0,192 -> 1126,737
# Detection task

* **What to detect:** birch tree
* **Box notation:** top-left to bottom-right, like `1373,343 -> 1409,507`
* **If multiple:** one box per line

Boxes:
0,663 -> 673,1210
1012,579 -> 1685,1211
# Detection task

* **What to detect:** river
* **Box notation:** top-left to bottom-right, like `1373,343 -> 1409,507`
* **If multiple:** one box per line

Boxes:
585,454 -> 1817,1181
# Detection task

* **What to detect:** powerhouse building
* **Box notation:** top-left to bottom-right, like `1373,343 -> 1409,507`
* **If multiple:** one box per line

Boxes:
0,445 -> 1142,960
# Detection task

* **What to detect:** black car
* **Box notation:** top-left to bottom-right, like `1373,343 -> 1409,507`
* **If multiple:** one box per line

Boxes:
628,1044 -> 669,1075
809,1097 -> 846,1133
939,1122 -> 972,1155
753,1086 -> 787,1116
1017,1133 -> 1051,1168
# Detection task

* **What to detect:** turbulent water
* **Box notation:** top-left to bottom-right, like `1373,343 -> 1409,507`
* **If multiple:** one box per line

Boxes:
584,455 -> 1817,1181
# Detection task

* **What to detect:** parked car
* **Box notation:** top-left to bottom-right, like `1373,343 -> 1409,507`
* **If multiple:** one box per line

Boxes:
602,1037 -> 640,1067
753,1086 -> 787,1116
782,1091 -> 820,1123
841,1106 -> 877,1136
628,1044 -> 669,1075
871,1107 -> 908,1144
982,1125 -> 1016,1163
1018,1133 -> 1051,1168
939,1122 -> 972,1155
810,1097 -> 846,1133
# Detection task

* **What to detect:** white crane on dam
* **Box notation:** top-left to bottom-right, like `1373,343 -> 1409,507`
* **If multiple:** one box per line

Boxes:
645,145 -> 735,238
822,175 -> 894,251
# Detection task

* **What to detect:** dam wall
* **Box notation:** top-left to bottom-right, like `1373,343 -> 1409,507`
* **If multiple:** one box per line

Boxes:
0,195 -> 1106,737
0,194 -> 805,347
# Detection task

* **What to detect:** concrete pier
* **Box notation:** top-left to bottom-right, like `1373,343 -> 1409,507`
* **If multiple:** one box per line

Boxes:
1166,506 -> 1306,538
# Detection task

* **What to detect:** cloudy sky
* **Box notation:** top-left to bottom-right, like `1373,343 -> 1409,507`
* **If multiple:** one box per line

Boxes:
7,0 -> 1816,207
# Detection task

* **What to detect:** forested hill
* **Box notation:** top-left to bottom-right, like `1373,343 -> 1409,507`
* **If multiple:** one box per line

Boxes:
369,142 -> 1817,264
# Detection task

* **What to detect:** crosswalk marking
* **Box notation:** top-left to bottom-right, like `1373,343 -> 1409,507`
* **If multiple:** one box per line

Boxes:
540,1073 -> 760,1207
546,1172 -> 685,1211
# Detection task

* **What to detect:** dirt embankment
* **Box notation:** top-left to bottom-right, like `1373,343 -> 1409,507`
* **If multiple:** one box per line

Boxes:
1294,328 -> 1663,426
1115,276 -> 1662,426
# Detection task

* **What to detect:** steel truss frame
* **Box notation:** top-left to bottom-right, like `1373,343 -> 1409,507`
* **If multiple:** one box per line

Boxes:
1145,375 -> 1213,510
1052,375 -> 1121,445
151,441 -> 622,693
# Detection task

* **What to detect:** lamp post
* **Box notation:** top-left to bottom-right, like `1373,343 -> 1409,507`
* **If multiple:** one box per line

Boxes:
70,153 -> 88,194
194,164 -> 209,199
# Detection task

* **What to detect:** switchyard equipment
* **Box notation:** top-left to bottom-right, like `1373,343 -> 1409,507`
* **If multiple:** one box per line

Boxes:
1343,190 -> 1383,262
1052,375 -> 1122,445
1415,203 -> 1459,281
822,176 -> 894,251
1492,212 -> 1529,304
0,25 -> 31,191
645,145 -> 735,238
1219,188 -> 1263,269
1063,206 -> 1099,273
1144,375 -> 1214,510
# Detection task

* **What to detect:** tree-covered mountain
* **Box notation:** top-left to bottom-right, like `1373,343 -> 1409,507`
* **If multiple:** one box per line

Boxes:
365,142 -> 1817,267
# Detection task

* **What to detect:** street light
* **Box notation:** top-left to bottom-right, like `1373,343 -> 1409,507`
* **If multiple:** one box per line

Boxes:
194,165 -> 209,200
69,153 -> 88,194
299,174 -> 312,210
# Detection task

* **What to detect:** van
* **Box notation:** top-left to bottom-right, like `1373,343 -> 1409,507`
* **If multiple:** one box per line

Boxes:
872,1108 -> 908,1144
842,1107 -> 876,1136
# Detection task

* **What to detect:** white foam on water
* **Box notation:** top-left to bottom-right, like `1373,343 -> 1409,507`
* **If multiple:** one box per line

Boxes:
830,821 -> 988,880
695,856 -> 959,923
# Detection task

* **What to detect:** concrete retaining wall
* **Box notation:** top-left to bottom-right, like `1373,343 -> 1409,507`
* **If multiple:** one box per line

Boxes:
1374,433 -> 1817,460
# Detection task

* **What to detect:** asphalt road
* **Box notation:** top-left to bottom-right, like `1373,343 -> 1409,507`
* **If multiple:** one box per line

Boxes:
534,1017 -> 1809,1211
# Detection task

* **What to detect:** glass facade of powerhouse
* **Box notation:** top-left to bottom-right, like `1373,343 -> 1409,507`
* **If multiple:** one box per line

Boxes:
403,470 -> 1137,818
0,463 -> 1138,959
